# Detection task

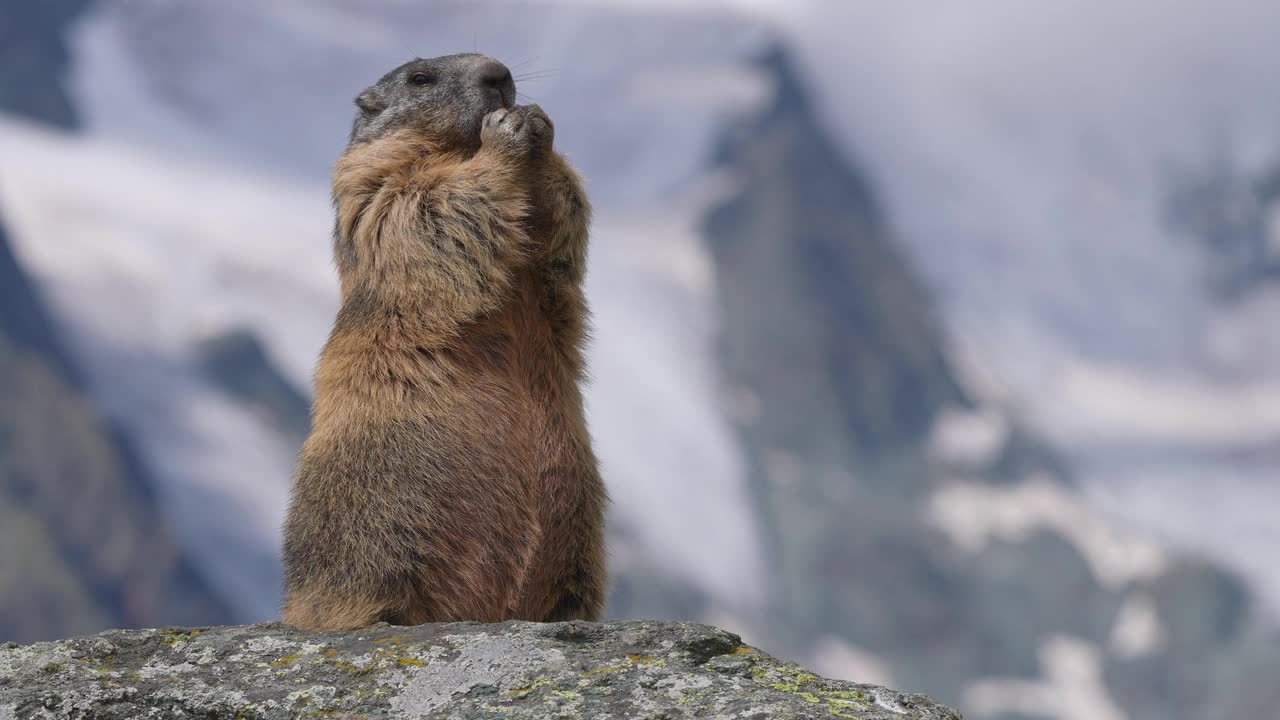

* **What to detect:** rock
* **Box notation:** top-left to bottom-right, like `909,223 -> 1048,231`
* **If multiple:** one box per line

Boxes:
0,620 -> 961,719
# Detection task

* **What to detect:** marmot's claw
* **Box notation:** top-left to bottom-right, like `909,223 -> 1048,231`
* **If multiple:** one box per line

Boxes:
524,104 -> 554,146
482,105 -> 553,156
484,108 -> 508,129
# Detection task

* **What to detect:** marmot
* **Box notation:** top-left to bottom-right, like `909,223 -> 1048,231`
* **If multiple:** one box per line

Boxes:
282,54 -> 606,630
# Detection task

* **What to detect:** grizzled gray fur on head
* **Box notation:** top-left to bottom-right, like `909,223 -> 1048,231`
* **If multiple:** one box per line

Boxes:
349,53 -> 516,150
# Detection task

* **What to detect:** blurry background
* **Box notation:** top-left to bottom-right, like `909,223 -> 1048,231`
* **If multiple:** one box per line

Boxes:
2,1 -> 1279,718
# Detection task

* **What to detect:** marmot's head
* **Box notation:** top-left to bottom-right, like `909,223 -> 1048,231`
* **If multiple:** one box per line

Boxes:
349,53 -> 515,151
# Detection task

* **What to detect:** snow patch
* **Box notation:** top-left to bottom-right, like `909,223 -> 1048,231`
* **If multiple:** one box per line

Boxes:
1109,593 -> 1164,659
1039,355 -> 1280,452
929,476 -> 1167,589
928,405 -> 1010,469
965,636 -> 1127,720
808,636 -> 895,689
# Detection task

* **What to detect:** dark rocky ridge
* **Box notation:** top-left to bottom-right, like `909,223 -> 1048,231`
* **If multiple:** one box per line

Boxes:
0,1 -> 93,129
0,221 -> 80,385
0,620 -> 961,719
706,45 -> 969,459
1168,162 -> 1280,301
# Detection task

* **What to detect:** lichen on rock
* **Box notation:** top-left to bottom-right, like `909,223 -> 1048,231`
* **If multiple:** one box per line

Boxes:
0,620 -> 960,719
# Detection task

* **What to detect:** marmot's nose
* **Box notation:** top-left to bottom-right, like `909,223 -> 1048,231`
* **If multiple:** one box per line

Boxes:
471,58 -> 514,101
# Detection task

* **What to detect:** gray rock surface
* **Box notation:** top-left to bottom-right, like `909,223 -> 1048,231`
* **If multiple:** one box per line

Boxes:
0,620 -> 961,719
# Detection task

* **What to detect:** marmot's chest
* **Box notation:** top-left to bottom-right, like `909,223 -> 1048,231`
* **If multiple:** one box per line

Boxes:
477,269 -> 574,392
461,271 -> 584,465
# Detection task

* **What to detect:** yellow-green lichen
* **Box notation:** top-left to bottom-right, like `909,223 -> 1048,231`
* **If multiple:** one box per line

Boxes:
329,658 -> 377,676
750,663 -> 871,718
581,662 -> 631,676
503,678 -> 553,697
582,653 -> 665,677
824,691 -> 865,712
160,628 -> 203,647
363,636 -> 430,670
271,654 -> 302,668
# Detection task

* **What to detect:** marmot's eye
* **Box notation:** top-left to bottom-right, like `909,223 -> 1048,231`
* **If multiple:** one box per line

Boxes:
409,72 -> 435,86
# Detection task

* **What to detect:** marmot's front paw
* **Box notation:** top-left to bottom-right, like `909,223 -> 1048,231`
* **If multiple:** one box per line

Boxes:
481,105 -> 553,158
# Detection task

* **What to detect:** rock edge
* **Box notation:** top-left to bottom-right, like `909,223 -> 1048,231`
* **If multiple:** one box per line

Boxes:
0,619 -> 961,719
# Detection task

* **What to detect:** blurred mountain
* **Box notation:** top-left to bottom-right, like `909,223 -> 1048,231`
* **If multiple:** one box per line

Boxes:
0,217 -> 233,643
703,45 -> 1280,719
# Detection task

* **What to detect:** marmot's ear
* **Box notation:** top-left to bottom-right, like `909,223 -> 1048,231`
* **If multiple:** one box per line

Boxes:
355,90 -> 386,115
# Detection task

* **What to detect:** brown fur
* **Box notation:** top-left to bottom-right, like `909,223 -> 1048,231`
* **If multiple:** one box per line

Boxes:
282,98 -> 605,630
